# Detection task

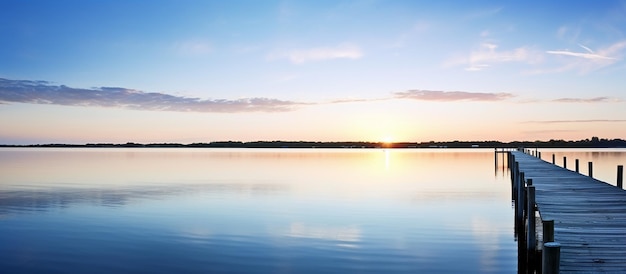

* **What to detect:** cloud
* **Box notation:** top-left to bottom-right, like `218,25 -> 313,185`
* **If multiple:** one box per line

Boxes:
543,40 -> 626,73
0,78 -> 306,113
444,43 -> 543,71
393,90 -> 514,102
521,129 -> 581,135
551,97 -> 621,103
273,43 -> 363,64
546,50 -> 614,60
522,119 -> 626,124
578,44 -> 594,54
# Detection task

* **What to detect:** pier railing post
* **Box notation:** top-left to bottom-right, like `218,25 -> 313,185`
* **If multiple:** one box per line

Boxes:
516,171 -> 525,230
563,156 -> 567,169
542,242 -> 561,274
575,159 -> 579,173
618,165 -> 623,189
543,220 -> 554,243
527,183 -> 536,272
542,221 -> 558,273
589,162 -> 593,178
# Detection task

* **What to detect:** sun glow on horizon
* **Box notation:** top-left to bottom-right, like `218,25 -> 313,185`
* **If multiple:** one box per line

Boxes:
382,136 -> 394,145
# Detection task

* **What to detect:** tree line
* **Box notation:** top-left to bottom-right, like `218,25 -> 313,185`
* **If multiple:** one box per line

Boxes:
2,137 -> 626,148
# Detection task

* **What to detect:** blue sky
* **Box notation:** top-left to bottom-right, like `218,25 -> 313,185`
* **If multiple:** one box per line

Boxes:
1,0 -> 626,144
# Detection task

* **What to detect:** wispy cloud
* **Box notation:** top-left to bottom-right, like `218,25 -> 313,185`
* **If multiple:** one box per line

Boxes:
444,43 -> 543,71
0,78 -> 305,113
546,50 -> 614,60
272,43 -> 363,64
393,90 -> 514,102
551,97 -> 621,103
520,129 -> 582,137
578,43 -> 594,53
543,40 -> 626,73
522,119 -> 626,124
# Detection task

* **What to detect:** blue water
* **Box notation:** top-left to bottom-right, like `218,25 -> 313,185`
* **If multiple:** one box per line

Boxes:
0,148 -> 517,273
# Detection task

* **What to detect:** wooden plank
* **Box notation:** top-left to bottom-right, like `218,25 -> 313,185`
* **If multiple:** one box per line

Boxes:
510,151 -> 626,273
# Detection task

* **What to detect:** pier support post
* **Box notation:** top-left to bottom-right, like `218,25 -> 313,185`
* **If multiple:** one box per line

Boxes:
589,162 -> 593,178
618,165 -> 623,189
563,156 -> 567,169
542,242 -> 561,274
516,172 -> 525,231
509,154 -> 516,182
538,151 -> 541,159
552,154 -> 555,164
543,220 -> 554,243
527,183 -> 536,272
575,159 -> 579,173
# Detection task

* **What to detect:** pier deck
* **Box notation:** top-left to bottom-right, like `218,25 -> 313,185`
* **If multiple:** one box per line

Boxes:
510,151 -> 626,273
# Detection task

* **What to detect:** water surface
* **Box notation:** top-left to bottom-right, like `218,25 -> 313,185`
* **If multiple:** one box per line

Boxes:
0,148 -> 516,273
537,148 -> 626,186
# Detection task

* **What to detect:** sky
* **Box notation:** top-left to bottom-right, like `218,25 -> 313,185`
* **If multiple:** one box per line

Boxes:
1,0 -> 626,144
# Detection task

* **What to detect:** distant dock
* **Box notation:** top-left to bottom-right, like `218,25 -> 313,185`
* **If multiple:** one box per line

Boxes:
500,148 -> 626,273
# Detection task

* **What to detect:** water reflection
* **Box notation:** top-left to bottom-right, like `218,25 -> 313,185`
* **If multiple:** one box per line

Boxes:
538,148 -> 626,186
0,183 -> 288,214
286,223 -> 361,244
0,148 -> 517,273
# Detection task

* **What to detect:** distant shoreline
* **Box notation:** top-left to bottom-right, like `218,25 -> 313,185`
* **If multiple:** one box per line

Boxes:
2,138 -> 625,148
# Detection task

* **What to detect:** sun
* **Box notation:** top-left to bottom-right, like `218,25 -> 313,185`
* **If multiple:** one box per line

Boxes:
382,136 -> 394,144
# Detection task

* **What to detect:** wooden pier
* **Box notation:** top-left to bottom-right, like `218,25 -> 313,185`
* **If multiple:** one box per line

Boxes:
503,149 -> 626,273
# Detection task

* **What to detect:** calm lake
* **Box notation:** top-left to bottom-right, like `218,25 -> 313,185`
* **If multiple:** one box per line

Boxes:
0,148 -> 520,273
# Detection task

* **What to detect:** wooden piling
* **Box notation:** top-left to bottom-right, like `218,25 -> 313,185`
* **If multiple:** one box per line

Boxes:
588,162 -> 593,178
516,171 -> 525,230
543,219 -> 554,243
618,165 -> 623,189
552,154 -> 555,164
542,242 -> 561,274
575,159 -> 579,173
510,150 -> 626,272
527,183 -> 536,271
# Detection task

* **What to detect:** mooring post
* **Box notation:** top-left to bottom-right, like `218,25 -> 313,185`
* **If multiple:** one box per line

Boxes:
508,154 -> 515,182
589,162 -> 593,178
542,220 -> 558,273
575,159 -> 579,173
515,162 -> 520,188
516,171 -> 525,229
527,183 -> 536,272
510,157 -> 516,200
508,152 -> 512,169
543,242 -> 561,274
538,151 -> 542,159
552,154 -> 555,164
543,220 -> 554,243
563,156 -> 567,169
618,165 -> 623,189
